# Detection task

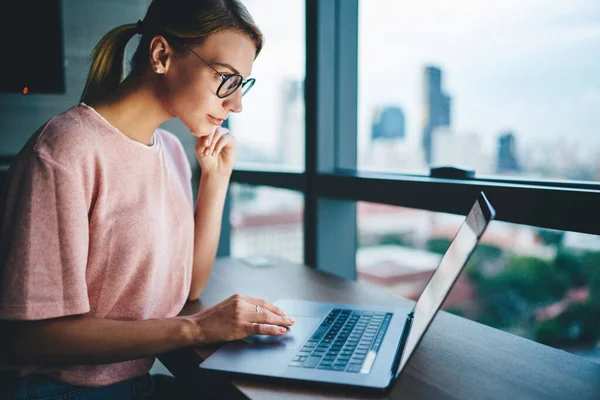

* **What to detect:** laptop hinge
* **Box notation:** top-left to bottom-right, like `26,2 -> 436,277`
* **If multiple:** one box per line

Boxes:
390,311 -> 413,379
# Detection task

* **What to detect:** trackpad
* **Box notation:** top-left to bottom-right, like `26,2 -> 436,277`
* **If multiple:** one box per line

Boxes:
242,316 -> 322,350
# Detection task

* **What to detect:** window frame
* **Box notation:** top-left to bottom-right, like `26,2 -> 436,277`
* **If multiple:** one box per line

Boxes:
218,0 -> 600,279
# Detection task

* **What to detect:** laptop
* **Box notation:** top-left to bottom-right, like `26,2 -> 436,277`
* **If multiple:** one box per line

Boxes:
199,192 -> 496,392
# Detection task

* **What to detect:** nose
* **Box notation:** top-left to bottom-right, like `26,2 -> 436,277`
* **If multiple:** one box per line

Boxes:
223,88 -> 243,113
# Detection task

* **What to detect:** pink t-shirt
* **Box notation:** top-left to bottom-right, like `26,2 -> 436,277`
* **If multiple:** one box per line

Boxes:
0,103 -> 195,386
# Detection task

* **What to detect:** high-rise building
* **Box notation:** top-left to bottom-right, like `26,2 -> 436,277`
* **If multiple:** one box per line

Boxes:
371,106 -> 405,141
431,128 -> 491,174
497,132 -> 520,174
277,79 -> 305,167
422,66 -> 451,164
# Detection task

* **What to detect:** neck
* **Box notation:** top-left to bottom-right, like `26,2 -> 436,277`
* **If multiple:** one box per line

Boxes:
86,73 -> 172,146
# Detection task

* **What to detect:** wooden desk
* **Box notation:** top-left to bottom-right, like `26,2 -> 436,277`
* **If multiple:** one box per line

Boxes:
159,257 -> 600,400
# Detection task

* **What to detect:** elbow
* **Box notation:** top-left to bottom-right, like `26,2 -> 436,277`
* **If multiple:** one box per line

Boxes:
188,268 -> 210,302
187,284 -> 205,302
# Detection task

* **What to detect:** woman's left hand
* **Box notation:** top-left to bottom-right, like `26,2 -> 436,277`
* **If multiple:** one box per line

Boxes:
195,127 -> 237,178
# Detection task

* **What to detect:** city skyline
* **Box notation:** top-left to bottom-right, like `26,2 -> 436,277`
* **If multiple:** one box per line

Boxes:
358,0 -> 600,157
229,0 -> 599,178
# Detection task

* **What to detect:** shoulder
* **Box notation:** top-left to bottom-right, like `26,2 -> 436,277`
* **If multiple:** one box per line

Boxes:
25,104 -> 97,169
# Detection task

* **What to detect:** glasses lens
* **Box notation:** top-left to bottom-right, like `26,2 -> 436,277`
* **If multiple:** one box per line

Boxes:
241,78 -> 256,96
218,75 -> 243,98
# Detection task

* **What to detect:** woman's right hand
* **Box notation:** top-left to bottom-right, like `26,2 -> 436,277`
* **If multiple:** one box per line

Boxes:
183,294 -> 296,345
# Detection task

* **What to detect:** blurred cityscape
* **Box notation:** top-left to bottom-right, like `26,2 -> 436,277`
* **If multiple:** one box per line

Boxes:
229,65 -> 600,362
228,0 -> 600,362
364,65 -> 600,181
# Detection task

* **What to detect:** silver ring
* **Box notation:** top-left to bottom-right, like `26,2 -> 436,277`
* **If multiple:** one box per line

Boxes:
255,305 -> 260,313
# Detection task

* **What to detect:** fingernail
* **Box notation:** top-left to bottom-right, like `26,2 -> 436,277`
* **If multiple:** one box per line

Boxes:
288,318 -> 295,324
279,327 -> 287,333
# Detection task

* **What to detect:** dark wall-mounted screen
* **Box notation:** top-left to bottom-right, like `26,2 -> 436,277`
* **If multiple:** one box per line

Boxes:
0,0 -> 65,94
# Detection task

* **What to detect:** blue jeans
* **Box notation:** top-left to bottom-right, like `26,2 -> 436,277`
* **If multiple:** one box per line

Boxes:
0,372 -> 187,400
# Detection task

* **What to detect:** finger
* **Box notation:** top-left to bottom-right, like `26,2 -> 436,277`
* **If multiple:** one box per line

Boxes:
207,131 -> 225,156
195,138 -> 206,156
247,322 -> 288,336
240,295 -> 286,316
201,131 -> 217,155
211,134 -> 230,156
205,129 -> 217,146
252,309 -> 295,327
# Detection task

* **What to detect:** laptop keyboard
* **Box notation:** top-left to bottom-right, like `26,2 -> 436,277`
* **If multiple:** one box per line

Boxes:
288,309 -> 393,373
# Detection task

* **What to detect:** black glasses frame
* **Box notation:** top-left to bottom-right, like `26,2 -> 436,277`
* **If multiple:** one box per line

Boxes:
181,43 -> 255,99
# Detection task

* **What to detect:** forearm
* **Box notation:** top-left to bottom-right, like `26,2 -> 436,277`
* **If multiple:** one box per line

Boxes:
5,315 -> 196,366
190,173 -> 230,300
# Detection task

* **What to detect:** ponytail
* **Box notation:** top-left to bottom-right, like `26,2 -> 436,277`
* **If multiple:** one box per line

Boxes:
80,24 -> 138,104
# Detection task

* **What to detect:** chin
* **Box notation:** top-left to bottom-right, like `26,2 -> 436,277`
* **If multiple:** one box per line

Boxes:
190,124 -> 214,138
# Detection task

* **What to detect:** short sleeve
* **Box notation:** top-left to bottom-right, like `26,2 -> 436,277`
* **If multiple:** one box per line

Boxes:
0,152 -> 90,320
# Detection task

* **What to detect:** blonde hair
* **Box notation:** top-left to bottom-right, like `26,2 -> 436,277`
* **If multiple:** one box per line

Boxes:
80,0 -> 263,104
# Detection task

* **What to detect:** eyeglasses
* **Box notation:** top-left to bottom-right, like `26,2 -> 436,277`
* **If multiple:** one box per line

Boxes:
182,43 -> 255,99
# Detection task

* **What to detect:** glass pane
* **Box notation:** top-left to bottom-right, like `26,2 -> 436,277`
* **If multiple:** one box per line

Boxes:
229,0 -> 305,170
356,201 -> 600,361
230,183 -> 304,264
358,1 -> 600,181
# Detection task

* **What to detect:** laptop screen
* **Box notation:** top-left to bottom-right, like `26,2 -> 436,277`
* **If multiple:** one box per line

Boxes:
398,193 -> 495,373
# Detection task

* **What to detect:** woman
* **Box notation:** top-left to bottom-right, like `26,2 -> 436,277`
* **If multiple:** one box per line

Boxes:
0,0 -> 295,398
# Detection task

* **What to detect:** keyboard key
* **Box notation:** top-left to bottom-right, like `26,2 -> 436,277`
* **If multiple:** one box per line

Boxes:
289,361 -> 303,367
317,364 -> 335,370
303,356 -> 322,368
347,364 -> 363,373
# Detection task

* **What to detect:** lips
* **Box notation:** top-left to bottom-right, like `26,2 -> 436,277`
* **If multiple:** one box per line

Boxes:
207,114 -> 225,126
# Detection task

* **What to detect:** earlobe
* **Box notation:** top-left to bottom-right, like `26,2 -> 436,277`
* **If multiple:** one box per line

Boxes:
149,36 -> 171,74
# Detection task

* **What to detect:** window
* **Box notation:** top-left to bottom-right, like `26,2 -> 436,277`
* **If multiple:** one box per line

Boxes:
225,0 -> 600,364
358,0 -> 600,181
356,201 -> 600,357
230,183 -> 304,264
229,0 -> 306,170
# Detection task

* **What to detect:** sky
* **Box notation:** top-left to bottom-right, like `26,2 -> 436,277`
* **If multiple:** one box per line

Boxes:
230,0 -> 600,164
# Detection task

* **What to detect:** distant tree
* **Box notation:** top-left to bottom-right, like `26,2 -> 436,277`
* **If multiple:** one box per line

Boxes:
581,252 -> 600,300
426,238 -> 452,255
537,229 -> 565,247
494,256 -> 570,303
534,300 -> 600,348
555,250 -> 586,287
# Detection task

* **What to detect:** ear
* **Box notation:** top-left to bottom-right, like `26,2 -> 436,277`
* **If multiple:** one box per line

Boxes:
148,35 -> 174,74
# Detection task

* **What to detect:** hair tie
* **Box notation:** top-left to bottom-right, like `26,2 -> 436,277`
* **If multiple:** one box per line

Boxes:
135,20 -> 144,35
